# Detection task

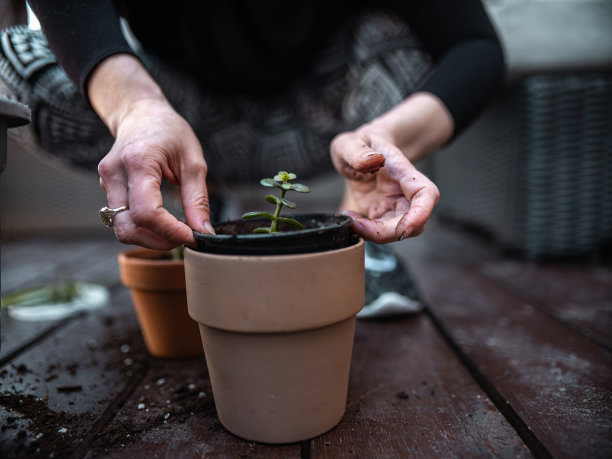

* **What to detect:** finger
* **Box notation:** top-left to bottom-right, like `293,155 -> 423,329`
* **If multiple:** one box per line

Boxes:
98,154 -> 129,211
394,185 -> 439,240
128,172 -> 196,245
180,161 -> 215,234
332,134 -> 385,179
349,215 -> 404,244
353,151 -> 386,174
341,209 -> 363,220
113,219 -> 179,250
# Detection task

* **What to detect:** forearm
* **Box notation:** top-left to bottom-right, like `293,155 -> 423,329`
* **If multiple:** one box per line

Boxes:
385,0 -> 505,135
88,54 -> 167,136
360,92 -> 454,163
29,0 -> 132,96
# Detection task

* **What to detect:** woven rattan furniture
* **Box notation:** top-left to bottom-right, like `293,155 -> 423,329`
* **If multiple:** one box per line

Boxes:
433,1 -> 612,259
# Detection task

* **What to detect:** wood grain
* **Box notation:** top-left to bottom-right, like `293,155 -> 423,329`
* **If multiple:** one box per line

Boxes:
313,316 -> 530,458
398,234 -> 612,459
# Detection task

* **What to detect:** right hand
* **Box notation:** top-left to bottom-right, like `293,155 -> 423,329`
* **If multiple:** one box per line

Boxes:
98,97 -> 212,250
91,54 -> 213,250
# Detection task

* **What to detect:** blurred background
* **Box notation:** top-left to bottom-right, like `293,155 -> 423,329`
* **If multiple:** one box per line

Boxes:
1,0 -> 611,259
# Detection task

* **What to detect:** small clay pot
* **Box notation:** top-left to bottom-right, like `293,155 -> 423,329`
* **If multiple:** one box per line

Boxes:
185,238 -> 365,443
118,248 -> 203,359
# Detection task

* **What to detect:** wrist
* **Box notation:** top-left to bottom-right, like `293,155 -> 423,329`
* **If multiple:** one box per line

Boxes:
87,54 -> 167,136
361,92 -> 454,162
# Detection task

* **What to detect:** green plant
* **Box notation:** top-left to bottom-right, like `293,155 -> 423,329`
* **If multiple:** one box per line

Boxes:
1,279 -> 80,308
242,171 -> 310,234
172,245 -> 184,260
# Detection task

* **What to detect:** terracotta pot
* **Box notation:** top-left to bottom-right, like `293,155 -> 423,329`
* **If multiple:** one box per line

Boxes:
184,238 -> 365,443
118,248 -> 203,359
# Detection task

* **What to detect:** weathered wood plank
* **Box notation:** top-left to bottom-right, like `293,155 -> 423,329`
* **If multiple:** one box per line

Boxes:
312,316 -> 531,458
1,236 -> 124,293
1,310 -> 71,366
0,289 -> 151,458
85,355 -> 301,458
1,237 -> 125,362
4,221 -> 609,458
1,236 -> 300,457
404,218 -> 612,351
409,260 -> 612,458
481,260 -> 612,350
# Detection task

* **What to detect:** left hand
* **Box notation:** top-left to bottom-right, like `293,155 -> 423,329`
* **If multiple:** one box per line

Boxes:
330,130 -> 439,243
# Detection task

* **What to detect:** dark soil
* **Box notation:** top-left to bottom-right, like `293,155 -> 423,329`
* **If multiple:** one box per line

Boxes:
213,214 -> 343,235
86,362 -> 217,456
196,214 -> 354,255
0,313 -> 149,458
0,392 -> 95,458
214,219 -> 295,235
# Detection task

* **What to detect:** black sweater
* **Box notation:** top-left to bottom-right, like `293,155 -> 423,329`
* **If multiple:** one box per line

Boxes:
29,0 -> 505,133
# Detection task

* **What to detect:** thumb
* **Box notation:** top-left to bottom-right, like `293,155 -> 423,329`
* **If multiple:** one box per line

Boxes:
332,133 -> 385,178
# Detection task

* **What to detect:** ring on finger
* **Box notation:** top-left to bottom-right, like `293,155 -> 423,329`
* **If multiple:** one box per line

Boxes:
100,205 -> 129,227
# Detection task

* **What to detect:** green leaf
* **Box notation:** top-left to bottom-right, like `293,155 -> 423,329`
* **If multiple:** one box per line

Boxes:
253,227 -> 271,234
265,195 -> 280,205
281,183 -> 293,191
243,211 -> 273,220
277,217 -> 305,230
291,183 -> 310,193
260,178 -> 281,188
280,198 -> 296,209
2,280 -> 81,307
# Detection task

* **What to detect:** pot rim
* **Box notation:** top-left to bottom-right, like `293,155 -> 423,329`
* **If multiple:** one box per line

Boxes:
119,248 -> 183,267
193,213 -> 351,242
118,248 -> 185,291
184,237 -> 363,261
192,213 -> 354,255
185,239 -> 365,332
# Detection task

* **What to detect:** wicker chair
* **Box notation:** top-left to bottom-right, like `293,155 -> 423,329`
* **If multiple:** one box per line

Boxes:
433,1 -> 612,259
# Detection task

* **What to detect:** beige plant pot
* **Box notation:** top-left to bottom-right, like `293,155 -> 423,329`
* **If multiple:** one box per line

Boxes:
118,248 -> 203,359
184,239 -> 364,444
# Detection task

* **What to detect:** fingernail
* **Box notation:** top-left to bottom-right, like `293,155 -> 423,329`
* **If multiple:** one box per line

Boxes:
398,227 -> 412,241
361,151 -> 381,158
352,220 -> 366,233
204,221 -> 216,235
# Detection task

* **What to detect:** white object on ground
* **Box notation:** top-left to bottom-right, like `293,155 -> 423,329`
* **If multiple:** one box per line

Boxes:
357,292 -> 423,319
7,283 -> 109,321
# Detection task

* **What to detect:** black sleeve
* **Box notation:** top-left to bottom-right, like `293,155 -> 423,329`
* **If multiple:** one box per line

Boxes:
389,0 -> 506,134
28,0 -> 136,97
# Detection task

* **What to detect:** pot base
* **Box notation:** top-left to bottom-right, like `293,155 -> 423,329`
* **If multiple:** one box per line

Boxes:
200,317 -> 356,444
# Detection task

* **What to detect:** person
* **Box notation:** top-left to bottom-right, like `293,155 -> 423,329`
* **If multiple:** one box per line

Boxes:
17,0 -> 504,251
2,1 -> 503,316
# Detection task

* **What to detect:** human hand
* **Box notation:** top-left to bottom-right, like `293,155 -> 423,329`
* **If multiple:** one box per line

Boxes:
330,131 -> 439,243
98,98 -> 212,249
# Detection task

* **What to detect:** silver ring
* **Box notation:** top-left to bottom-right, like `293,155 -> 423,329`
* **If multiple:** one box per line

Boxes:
100,205 -> 129,227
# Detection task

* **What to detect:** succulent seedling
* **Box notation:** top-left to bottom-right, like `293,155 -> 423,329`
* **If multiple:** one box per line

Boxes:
242,171 -> 310,233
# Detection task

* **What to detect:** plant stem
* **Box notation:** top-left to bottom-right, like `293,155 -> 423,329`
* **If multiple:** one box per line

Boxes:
271,189 -> 286,233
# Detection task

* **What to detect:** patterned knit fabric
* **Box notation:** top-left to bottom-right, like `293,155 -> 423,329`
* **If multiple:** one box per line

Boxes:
0,12 -> 432,181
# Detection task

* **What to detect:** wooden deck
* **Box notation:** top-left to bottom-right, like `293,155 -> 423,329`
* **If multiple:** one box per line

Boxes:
1,218 -> 611,458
